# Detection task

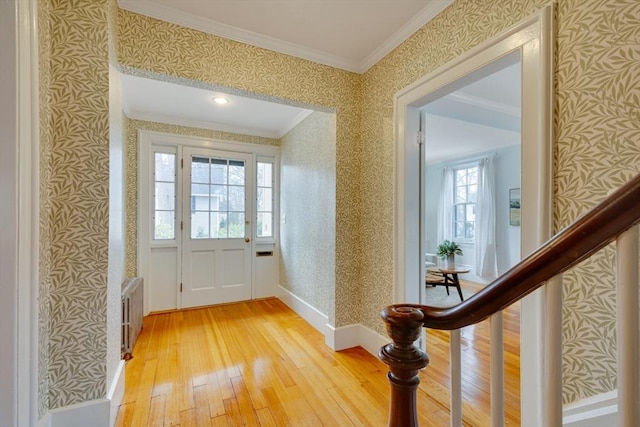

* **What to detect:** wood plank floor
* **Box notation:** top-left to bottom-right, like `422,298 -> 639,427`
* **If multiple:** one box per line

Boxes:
116,286 -> 520,426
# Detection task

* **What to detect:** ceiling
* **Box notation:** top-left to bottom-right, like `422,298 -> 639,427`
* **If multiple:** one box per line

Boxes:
118,0 -> 520,153
117,0 -> 455,74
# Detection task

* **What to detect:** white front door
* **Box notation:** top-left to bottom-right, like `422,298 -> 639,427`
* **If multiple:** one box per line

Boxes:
181,147 -> 253,308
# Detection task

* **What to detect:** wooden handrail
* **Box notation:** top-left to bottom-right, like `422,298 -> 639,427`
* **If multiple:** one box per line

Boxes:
379,172 -> 640,426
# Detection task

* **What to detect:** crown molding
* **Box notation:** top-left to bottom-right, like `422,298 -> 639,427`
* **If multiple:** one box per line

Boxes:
123,108 -> 282,140
117,0 -> 451,74
117,0 -> 360,73
359,0 -> 455,73
445,92 -> 520,117
278,109 -> 314,138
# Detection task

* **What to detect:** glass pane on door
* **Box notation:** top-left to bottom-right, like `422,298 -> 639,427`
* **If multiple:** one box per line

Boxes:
190,156 -> 246,239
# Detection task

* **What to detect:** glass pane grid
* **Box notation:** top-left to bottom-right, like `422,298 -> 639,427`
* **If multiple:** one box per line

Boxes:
153,152 -> 176,240
256,162 -> 274,238
191,156 -> 245,240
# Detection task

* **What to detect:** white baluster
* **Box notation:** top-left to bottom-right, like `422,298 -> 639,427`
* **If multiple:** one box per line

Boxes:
490,312 -> 504,427
544,274 -> 563,426
616,226 -> 639,427
450,328 -> 462,427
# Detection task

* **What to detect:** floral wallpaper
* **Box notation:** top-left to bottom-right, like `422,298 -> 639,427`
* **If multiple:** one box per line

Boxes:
124,118 -> 279,278
279,111 -> 337,323
35,0 -> 640,414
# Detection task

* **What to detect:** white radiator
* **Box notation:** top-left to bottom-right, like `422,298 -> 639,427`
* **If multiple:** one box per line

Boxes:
121,277 -> 143,360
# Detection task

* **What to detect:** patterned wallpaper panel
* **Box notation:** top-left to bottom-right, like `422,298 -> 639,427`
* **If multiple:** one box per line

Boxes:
124,118 -> 280,278
360,0 -> 640,404
35,0 -> 639,413
40,0 -> 111,410
37,0 -> 51,417
554,0 -> 640,403
279,112 -> 337,323
117,9 -> 363,327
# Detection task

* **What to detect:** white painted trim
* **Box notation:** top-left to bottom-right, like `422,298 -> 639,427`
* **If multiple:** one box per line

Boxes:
125,109 -> 282,139
275,288 -> 390,358
49,399 -> 110,427
393,7 -> 553,427
37,413 -> 51,427
278,109 -> 314,138
117,0 -> 360,73
325,323 -> 391,356
117,0 -> 453,74
277,286 -> 329,338
445,91 -> 520,117
107,361 -> 125,427
138,130 -> 280,314
359,0 -> 455,72
563,391 -> 618,426
0,0 -> 19,423
140,130 -> 280,156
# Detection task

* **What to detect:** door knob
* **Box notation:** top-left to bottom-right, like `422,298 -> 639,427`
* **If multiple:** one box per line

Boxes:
245,237 -> 250,243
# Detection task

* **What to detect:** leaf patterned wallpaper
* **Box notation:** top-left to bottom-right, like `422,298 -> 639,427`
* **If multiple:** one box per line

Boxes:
35,0 -> 640,413
279,111 -> 337,323
124,118 -> 279,279
117,8 -> 364,331
39,0 -> 112,411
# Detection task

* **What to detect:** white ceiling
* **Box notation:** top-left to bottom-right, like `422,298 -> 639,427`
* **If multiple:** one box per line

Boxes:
118,0 -> 521,152
122,75 -> 313,139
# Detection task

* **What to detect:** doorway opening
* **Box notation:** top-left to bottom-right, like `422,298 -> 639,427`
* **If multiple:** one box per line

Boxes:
393,8 -> 553,426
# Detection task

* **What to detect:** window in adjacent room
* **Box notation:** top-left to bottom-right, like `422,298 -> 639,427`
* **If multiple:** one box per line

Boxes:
453,165 -> 477,240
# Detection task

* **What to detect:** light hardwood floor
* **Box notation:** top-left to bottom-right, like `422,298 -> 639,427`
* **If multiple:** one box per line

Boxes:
116,285 -> 520,426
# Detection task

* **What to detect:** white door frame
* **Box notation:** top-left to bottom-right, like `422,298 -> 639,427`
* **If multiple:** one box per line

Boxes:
1,0 -> 39,425
393,7 -> 553,427
138,131 -> 279,314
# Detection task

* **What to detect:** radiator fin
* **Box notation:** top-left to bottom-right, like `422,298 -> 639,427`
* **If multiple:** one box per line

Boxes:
121,277 -> 143,360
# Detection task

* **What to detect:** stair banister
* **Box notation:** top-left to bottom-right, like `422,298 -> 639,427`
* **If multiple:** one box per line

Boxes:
380,172 -> 640,427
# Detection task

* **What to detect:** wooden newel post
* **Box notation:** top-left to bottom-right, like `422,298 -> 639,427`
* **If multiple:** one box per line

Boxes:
379,305 -> 429,427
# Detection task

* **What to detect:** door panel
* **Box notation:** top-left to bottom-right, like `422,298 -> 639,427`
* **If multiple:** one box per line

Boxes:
182,147 -> 253,308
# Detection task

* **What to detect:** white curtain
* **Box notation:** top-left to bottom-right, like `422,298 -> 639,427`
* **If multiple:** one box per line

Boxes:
475,157 -> 498,279
437,167 -> 454,245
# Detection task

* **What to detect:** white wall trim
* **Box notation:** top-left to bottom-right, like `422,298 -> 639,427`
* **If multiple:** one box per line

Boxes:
393,7 -> 553,427
49,399 -> 111,427
277,286 -> 389,357
125,109 -> 282,139
277,286 -> 329,339
117,0 -> 361,73
117,0 -> 453,74
107,361 -> 126,427
359,0 -> 454,72
139,130 -> 280,156
563,391 -> 618,426
37,413 -> 51,427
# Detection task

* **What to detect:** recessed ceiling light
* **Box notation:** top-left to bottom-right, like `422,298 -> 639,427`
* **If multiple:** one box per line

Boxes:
212,96 -> 228,105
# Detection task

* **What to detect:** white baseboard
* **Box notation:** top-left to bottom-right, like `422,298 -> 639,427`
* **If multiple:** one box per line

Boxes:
49,398 -> 110,427
37,413 -> 51,427
39,362 -> 126,427
277,285 -> 330,338
108,360 -> 126,426
277,286 -> 390,357
563,390 -> 617,426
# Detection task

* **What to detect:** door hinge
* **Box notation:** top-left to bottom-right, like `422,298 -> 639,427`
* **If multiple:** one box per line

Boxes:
180,220 -> 183,231
181,158 -> 184,168
180,283 -> 183,292
416,130 -> 424,145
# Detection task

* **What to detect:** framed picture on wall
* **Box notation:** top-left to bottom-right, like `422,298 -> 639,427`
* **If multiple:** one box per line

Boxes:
509,188 -> 521,226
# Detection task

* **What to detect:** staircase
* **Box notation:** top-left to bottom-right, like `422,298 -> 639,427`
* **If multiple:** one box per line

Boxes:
380,172 -> 640,426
